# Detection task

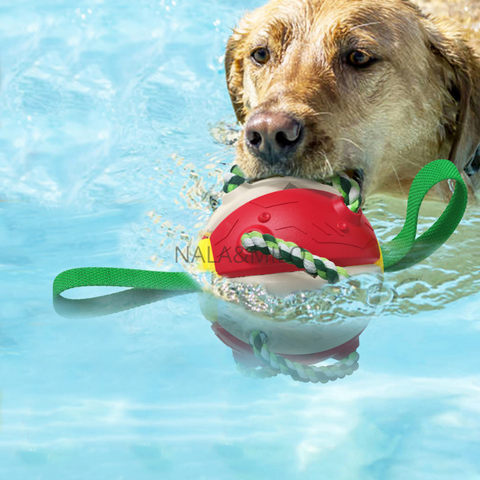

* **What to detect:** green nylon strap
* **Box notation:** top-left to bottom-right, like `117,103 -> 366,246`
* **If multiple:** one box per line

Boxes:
380,159 -> 468,272
53,267 -> 201,296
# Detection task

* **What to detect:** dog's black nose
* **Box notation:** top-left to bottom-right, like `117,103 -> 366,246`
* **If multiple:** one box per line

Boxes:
245,112 -> 303,164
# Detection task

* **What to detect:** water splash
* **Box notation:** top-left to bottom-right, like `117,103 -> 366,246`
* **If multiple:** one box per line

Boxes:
188,268 -> 387,324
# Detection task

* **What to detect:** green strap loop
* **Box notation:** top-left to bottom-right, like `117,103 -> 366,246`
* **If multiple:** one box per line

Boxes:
53,267 -> 201,296
381,159 -> 468,272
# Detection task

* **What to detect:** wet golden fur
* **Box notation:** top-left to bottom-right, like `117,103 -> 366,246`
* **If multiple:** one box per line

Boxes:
225,0 -> 480,199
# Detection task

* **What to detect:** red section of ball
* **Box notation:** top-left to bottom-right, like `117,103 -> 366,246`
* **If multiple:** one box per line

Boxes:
258,212 -> 271,223
209,188 -> 380,278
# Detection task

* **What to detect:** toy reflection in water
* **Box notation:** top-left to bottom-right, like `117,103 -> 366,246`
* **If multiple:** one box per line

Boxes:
213,323 -> 360,382
196,272 -> 385,383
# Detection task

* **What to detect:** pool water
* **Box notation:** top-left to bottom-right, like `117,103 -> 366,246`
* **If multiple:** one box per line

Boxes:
1,1 -> 480,479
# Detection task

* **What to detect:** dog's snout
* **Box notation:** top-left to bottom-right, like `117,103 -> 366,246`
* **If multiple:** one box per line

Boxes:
245,112 -> 303,164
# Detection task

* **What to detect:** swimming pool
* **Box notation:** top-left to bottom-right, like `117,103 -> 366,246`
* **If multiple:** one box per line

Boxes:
1,0 -> 480,479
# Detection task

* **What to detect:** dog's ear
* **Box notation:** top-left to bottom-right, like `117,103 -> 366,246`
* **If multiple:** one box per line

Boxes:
225,14 -> 256,124
425,19 -> 480,176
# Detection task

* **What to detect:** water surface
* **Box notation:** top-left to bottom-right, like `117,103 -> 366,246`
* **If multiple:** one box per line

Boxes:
0,1 -> 480,479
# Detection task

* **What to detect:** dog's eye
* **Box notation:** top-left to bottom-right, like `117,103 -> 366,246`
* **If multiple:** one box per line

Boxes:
347,50 -> 375,68
251,47 -> 270,65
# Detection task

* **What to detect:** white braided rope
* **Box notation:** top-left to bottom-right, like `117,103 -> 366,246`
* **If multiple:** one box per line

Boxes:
248,331 -> 359,383
241,233 -> 348,279
321,173 -> 361,211
339,173 -> 360,205
277,353 -> 358,382
223,171 -> 236,183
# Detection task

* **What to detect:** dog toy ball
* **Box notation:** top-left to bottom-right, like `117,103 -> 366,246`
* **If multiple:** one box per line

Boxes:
195,159 -> 468,295
197,175 -> 382,295
51,159 -> 469,383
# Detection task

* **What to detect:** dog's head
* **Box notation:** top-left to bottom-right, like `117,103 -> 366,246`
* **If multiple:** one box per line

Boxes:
225,0 -> 480,196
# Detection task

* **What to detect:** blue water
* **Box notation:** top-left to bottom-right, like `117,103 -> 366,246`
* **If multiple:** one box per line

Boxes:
1,1 -> 480,479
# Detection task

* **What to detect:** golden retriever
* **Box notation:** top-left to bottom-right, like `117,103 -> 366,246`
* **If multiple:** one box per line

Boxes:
225,0 -> 480,200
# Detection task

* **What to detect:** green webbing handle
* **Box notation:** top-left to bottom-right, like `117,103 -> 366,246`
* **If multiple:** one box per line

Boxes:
381,159 -> 468,272
53,267 -> 201,296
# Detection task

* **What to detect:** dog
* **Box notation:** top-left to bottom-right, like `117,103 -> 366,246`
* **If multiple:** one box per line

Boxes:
224,0 -> 480,200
